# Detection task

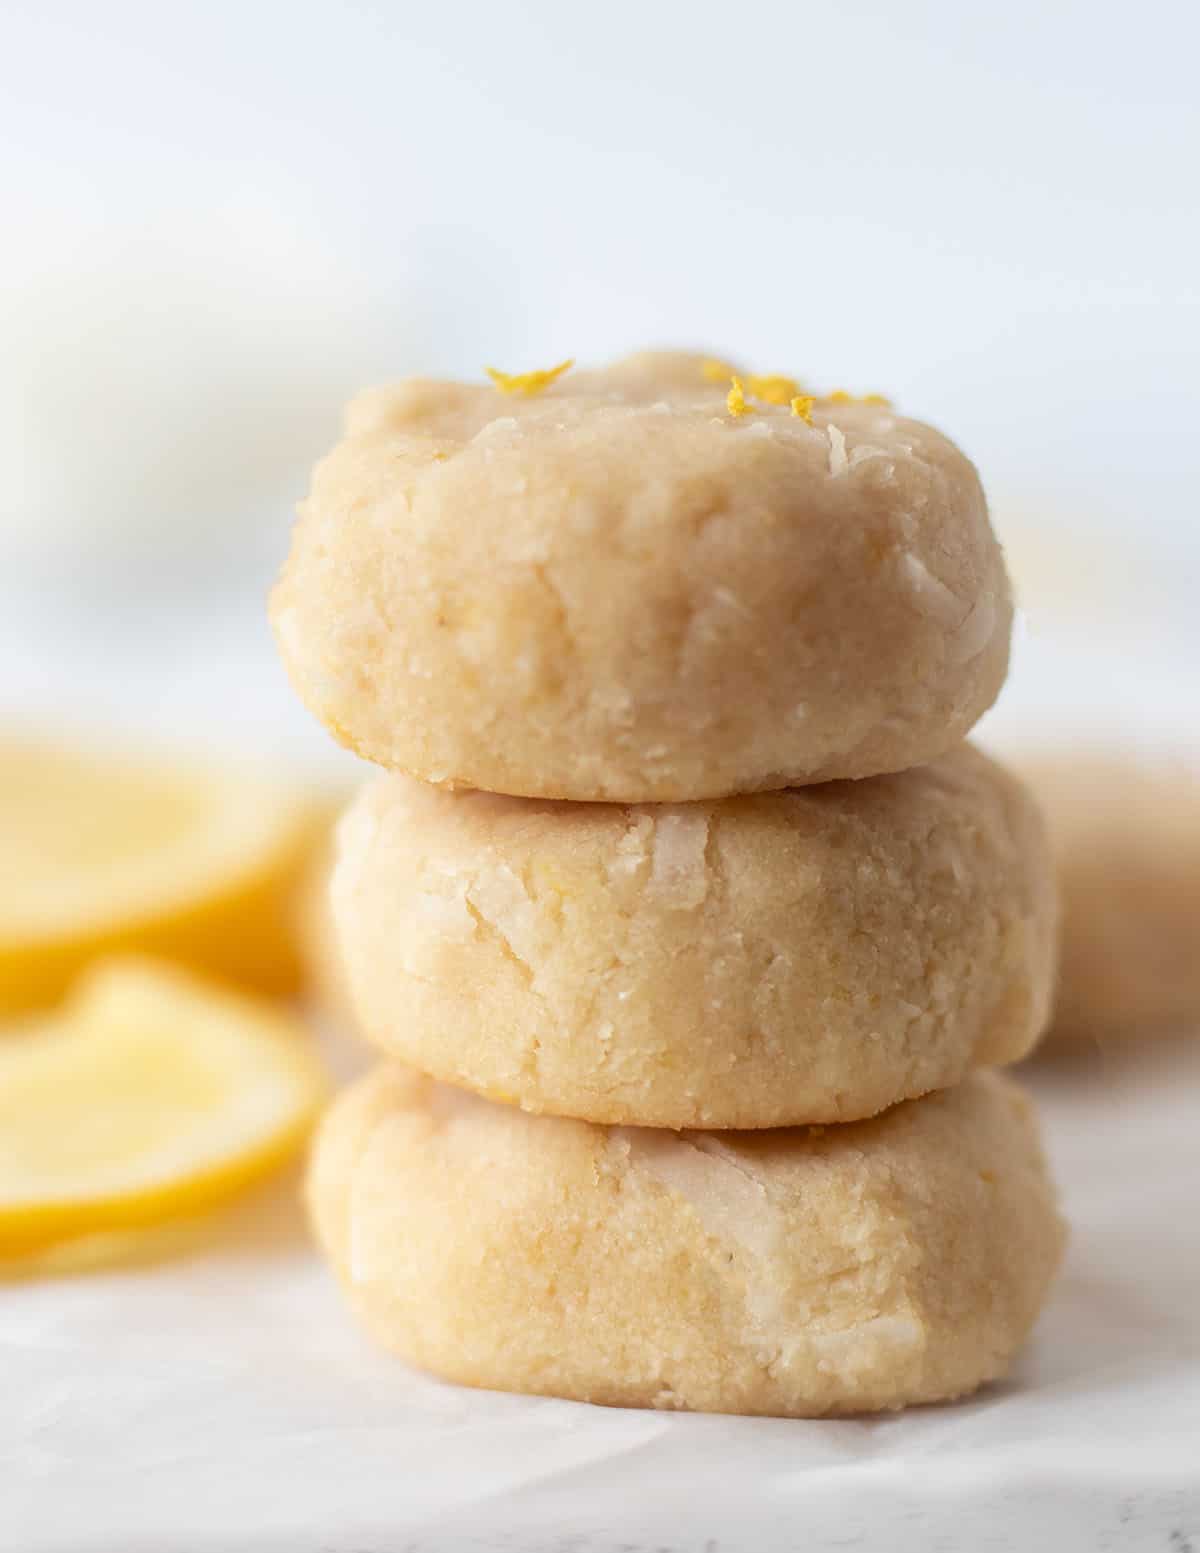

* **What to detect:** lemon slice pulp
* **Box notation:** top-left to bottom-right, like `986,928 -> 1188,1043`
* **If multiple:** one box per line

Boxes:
0,739 -> 327,1012
0,957 -> 326,1259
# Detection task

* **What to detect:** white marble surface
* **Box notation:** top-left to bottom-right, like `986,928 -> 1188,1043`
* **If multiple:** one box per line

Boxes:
4,1036 -> 1199,1553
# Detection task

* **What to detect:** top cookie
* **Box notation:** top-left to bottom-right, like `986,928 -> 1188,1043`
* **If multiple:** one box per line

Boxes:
272,352 -> 1012,800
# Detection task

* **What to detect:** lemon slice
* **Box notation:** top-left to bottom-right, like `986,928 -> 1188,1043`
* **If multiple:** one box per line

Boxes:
0,738 -> 328,1013
0,957 -> 327,1260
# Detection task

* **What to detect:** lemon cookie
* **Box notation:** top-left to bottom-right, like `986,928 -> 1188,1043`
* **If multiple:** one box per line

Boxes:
310,1065 -> 1063,1416
331,745 -> 1055,1127
272,352 -> 1012,800
1022,753 -> 1200,1045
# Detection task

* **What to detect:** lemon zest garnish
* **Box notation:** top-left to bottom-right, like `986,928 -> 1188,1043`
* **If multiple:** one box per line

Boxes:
790,395 -> 815,424
484,358 -> 574,397
825,389 -> 892,407
747,374 -> 800,405
726,377 -> 752,417
702,357 -> 737,383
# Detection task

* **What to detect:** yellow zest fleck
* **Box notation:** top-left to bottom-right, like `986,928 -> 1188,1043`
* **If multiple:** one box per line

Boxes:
826,389 -> 892,407
790,394 -> 815,424
726,376 -> 752,417
702,357 -> 737,383
485,358 -> 574,396
747,374 -> 800,405
431,451 -> 448,462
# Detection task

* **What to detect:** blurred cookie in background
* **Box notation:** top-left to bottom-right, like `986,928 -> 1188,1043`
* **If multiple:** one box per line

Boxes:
1022,754 -> 1200,1047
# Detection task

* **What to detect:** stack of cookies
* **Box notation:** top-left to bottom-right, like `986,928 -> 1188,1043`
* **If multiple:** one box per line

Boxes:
272,351 -> 1065,1417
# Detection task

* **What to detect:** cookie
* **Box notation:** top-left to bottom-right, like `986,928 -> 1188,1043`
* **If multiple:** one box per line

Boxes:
1022,753 -> 1200,1044
310,1065 -> 1064,1416
272,352 -> 1011,800
331,745 -> 1056,1127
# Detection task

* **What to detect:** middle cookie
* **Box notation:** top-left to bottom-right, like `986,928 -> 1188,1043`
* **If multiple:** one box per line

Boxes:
333,745 -> 1056,1129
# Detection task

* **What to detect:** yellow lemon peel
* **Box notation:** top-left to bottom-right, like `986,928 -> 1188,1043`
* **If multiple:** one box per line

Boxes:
726,377 -> 752,417
747,374 -> 800,405
485,358 -> 574,396
790,395 -> 815,424
707,360 -> 811,412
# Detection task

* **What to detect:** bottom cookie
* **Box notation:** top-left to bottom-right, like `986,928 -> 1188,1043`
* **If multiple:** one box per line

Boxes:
309,1067 -> 1064,1417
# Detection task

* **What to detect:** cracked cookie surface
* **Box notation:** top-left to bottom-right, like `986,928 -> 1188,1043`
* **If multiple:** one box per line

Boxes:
331,744 -> 1056,1127
309,1065 -> 1064,1415
271,351 -> 1012,800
